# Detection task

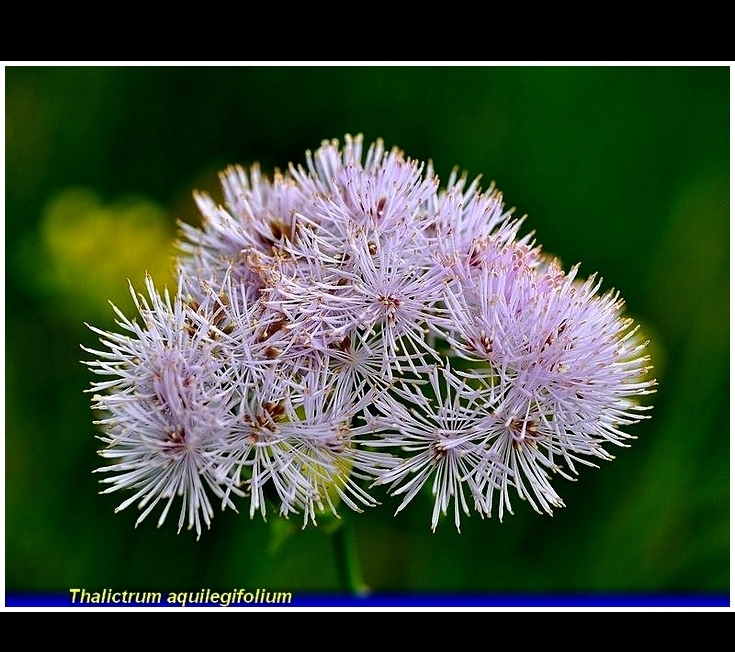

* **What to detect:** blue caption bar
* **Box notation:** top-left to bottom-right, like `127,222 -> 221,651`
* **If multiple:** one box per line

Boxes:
5,593 -> 730,608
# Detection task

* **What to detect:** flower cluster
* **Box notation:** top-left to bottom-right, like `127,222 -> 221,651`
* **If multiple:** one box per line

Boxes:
84,135 -> 655,536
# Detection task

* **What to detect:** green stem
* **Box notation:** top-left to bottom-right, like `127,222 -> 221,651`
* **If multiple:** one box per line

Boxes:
332,515 -> 369,596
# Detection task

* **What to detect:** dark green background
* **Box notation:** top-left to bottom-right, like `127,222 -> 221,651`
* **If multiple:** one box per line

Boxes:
5,65 -> 729,602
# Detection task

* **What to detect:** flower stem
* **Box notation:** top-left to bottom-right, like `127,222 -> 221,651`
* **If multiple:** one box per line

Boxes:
332,514 -> 369,596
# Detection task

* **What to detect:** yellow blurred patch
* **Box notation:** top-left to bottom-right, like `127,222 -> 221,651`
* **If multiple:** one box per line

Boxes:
35,187 -> 176,318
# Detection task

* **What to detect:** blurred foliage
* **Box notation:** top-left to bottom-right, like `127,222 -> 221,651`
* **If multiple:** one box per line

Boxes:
4,65 -> 729,602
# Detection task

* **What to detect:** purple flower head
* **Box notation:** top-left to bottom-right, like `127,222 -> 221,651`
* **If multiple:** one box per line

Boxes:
220,367 -> 395,527
445,254 -> 656,521
84,134 -> 655,534
366,364 -> 509,532
83,274 -> 241,538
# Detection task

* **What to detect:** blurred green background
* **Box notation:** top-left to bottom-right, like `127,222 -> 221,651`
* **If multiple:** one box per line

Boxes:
5,65 -> 729,603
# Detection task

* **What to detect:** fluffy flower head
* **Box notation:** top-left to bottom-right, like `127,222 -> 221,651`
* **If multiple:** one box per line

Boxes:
85,134 -> 656,534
